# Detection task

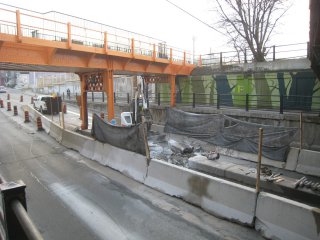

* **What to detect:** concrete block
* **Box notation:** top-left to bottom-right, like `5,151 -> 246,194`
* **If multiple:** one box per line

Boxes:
296,149 -> 320,177
256,192 -> 320,240
49,122 -> 63,142
79,139 -> 95,160
285,147 -> 299,171
103,144 -> 148,183
216,146 -> 286,169
92,141 -> 108,165
60,128 -> 148,183
145,159 -> 257,225
188,156 -> 235,177
40,115 -> 51,133
61,129 -> 92,152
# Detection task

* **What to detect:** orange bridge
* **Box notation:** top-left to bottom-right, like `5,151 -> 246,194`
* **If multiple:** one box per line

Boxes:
0,4 -> 197,128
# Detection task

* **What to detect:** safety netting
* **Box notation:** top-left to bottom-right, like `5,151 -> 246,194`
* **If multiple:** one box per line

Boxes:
91,114 -> 146,155
164,108 -> 298,161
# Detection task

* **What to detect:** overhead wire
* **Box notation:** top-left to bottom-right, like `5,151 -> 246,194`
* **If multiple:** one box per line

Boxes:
164,0 -> 225,36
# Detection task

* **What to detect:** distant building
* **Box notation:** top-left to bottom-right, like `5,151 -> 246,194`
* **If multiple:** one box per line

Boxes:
30,72 -> 80,95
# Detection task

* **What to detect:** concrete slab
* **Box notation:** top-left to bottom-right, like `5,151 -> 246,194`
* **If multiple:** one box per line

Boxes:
188,156 -> 236,177
296,149 -> 320,177
215,146 -> 286,169
285,147 -> 300,171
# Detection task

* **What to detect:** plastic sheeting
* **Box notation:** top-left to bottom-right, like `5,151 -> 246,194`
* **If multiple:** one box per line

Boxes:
91,114 -> 146,155
164,108 -> 298,161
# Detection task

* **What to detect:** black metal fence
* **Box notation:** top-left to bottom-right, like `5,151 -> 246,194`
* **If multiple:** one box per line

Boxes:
61,91 -> 320,114
62,92 -> 131,104
147,92 -> 320,114
200,42 -> 309,67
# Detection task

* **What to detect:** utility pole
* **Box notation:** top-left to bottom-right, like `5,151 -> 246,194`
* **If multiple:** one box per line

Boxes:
192,36 -> 196,64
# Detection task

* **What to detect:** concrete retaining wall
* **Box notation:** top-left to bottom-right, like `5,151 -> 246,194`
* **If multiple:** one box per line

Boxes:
296,149 -> 320,177
145,159 -> 257,226
256,192 -> 320,240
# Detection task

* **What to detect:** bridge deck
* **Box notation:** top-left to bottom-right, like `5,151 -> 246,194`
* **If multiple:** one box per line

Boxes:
0,4 -> 195,75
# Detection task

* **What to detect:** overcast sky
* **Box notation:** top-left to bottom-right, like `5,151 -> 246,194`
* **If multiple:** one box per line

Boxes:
0,0 -> 310,55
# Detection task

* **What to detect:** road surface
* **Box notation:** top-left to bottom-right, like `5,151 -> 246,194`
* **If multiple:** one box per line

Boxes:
0,90 -> 263,240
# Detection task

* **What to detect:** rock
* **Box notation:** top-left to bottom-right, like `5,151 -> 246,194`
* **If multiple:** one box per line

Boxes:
168,139 -> 194,154
188,155 -> 208,162
205,151 -> 220,160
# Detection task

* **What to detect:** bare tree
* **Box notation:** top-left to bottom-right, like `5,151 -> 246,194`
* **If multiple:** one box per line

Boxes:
213,0 -> 291,107
214,0 -> 290,61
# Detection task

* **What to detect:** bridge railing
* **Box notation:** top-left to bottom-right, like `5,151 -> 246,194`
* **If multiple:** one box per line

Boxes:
0,3 -> 193,65
200,42 -> 309,67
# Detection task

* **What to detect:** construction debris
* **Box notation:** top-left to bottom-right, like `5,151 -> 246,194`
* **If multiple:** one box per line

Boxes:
294,176 -> 306,188
203,151 -> 220,160
168,139 -> 194,154
261,166 -> 272,176
266,173 -> 283,182
294,176 -> 320,192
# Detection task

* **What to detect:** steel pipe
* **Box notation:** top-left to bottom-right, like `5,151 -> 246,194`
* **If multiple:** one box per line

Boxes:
11,199 -> 44,240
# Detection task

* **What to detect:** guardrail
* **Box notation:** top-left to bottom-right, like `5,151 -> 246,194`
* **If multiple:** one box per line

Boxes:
0,177 -> 43,240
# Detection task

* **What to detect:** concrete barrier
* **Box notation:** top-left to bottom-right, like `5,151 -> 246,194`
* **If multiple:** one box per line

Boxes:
296,149 -> 320,177
40,115 -> 51,133
145,159 -> 257,225
49,122 -> 63,142
255,192 -> 320,240
61,129 -> 93,152
284,147 -> 299,171
79,139 -> 95,160
91,141 -> 147,183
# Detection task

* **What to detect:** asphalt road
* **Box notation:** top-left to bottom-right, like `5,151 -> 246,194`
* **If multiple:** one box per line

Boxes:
0,90 -> 263,240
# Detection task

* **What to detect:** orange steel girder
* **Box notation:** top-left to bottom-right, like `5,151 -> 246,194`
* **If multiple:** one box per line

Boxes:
0,40 -> 195,76
79,71 -> 114,129
104,70 -> 115,121
79,73 -> 88,130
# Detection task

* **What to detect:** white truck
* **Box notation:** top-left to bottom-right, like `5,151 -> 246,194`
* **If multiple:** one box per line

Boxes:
33,95 -> 62,114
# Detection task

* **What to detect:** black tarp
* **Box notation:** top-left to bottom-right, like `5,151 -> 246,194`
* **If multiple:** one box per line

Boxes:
91,114 -> 146,155
164,108 -> 298,161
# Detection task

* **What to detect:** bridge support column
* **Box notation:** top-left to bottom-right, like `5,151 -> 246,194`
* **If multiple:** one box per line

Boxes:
103,70 -> 114,121
79,74 -> 88,130
169,75 -> 176,107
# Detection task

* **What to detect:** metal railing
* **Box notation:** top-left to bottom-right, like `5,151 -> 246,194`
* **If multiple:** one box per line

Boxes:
200,42 -> 309,67
0,177 -> 43,240
0,3 -> 193,65
59,91 -> 320,114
